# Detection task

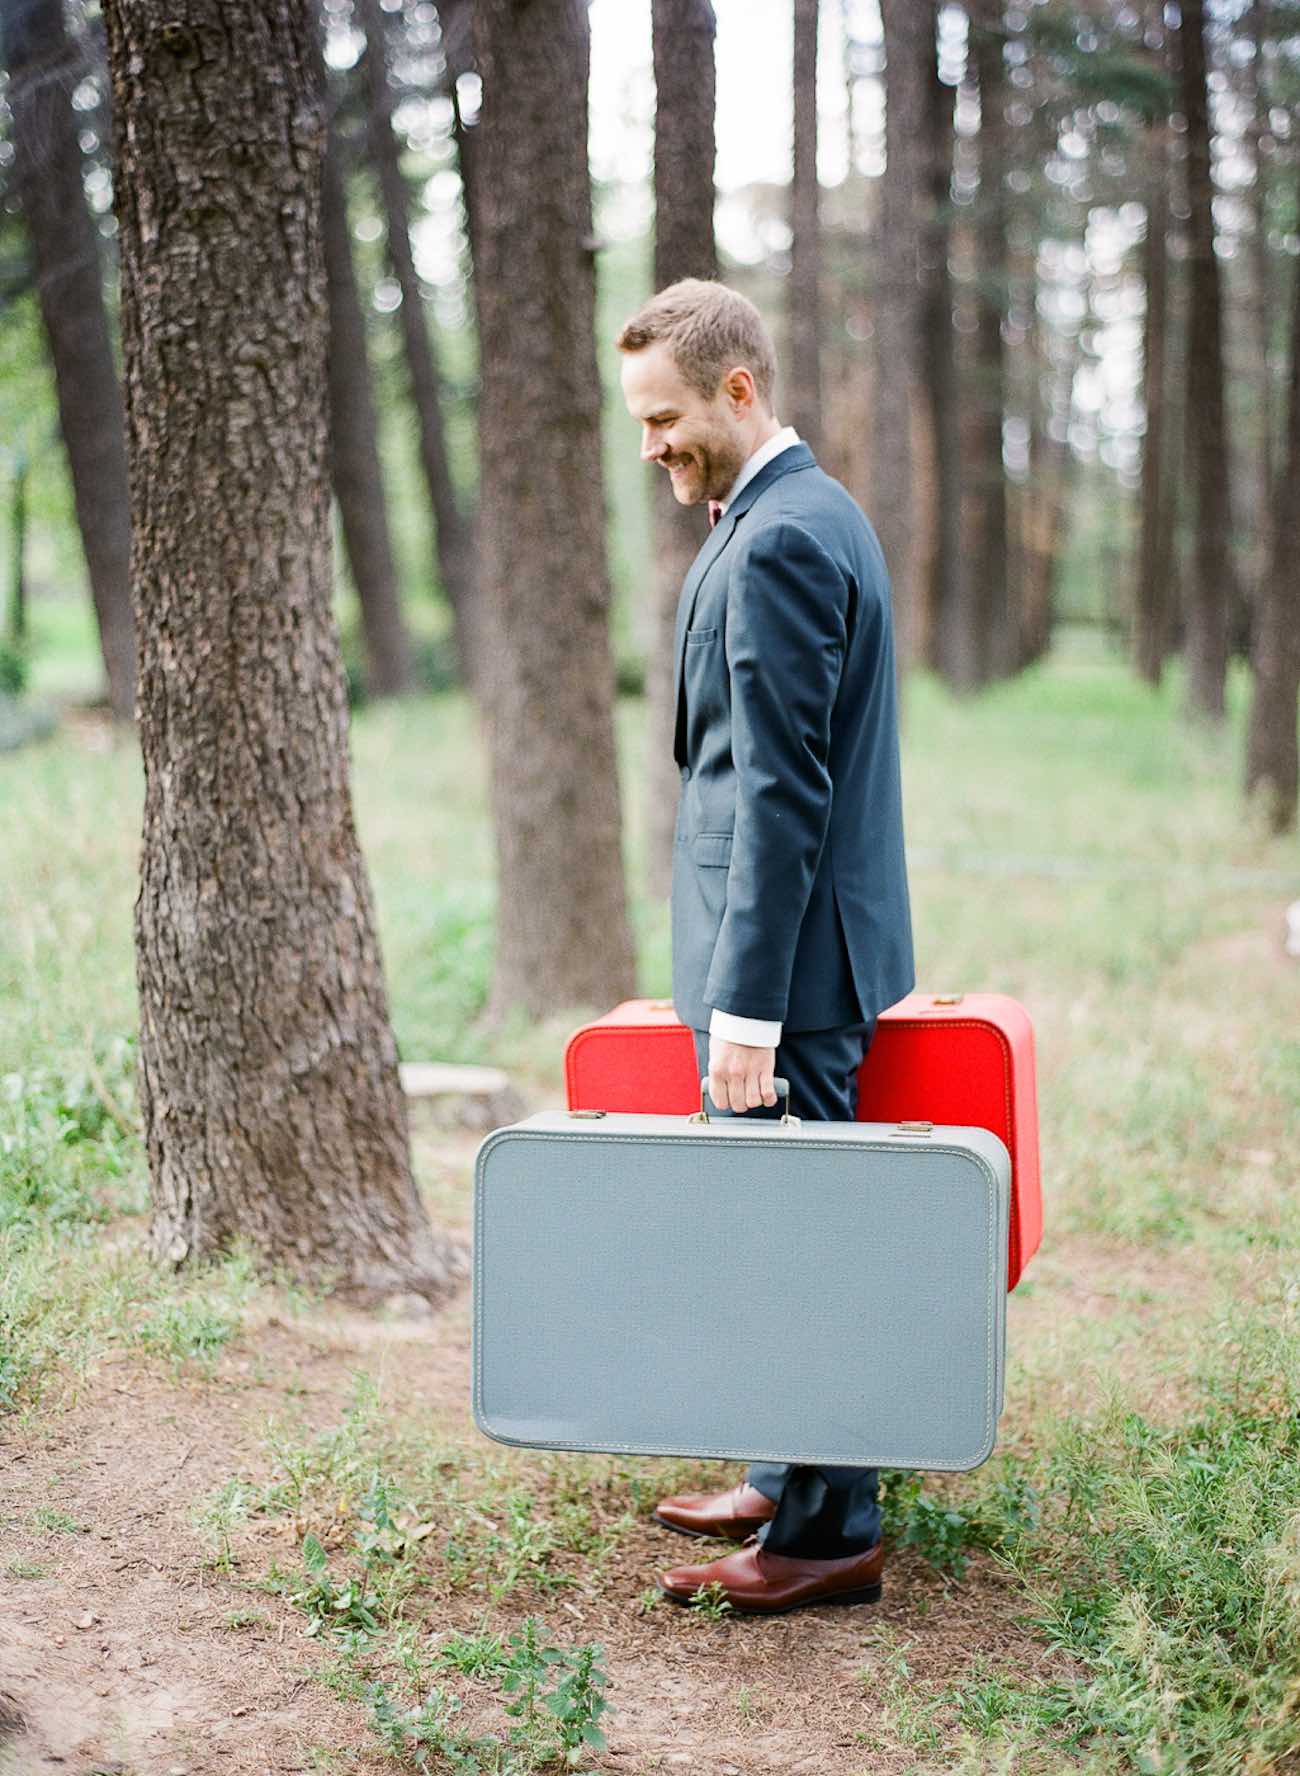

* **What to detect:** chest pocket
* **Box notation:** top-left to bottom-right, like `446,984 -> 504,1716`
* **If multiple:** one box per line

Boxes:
681,623 -> 728,754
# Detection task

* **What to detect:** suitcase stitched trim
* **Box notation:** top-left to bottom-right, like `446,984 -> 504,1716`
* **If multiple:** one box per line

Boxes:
473,1129 -> 1002,1470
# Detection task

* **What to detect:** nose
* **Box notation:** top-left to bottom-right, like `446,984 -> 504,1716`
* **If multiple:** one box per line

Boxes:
641,428 -> 666,464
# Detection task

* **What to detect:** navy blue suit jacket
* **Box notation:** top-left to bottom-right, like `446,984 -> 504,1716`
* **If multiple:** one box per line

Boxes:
670,442 -> 915,1034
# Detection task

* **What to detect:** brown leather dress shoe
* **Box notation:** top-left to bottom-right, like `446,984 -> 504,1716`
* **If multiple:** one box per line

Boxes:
652,1481 -> 778,1541
659,1535 -> 885,1615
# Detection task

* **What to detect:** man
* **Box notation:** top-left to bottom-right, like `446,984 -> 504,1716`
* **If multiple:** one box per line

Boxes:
616,279 -> 915,1616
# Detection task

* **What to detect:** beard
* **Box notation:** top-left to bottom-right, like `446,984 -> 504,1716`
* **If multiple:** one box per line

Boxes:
663,427 -> 747,505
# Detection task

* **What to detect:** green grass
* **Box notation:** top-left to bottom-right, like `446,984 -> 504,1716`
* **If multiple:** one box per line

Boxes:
2,640 -> 1299,1770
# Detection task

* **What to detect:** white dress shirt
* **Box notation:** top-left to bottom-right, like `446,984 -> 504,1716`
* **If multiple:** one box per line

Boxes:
707,425 -> 802,1053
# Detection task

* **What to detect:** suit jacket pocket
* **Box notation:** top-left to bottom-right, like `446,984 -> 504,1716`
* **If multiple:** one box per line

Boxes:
685,626 -> 718,644
692,831 -> 733,868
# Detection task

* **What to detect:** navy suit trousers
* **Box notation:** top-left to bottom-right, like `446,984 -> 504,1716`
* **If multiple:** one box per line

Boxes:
690,1019 -> 882,1559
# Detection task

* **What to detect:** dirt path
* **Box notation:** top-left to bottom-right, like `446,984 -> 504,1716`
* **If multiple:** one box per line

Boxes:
0,1259 -> 1063,1776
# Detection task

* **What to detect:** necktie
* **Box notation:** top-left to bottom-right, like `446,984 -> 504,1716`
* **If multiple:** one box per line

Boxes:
708,500 -> 723,529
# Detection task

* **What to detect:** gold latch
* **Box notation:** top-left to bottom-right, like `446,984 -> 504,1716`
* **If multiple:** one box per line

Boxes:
891,1119 -> 935,1137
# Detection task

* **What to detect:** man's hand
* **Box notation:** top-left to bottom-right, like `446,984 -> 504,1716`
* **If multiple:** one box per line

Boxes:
707,1037 -> 778,1115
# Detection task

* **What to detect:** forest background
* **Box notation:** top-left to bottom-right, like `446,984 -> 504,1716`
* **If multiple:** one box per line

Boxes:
1,1 -> 1299,1772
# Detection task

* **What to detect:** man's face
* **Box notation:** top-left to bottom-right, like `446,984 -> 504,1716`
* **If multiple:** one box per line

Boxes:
619,340 -> 749,506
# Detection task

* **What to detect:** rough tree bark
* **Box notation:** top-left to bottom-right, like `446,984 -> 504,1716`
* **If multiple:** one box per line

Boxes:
2,0 -> 136,720
1179,0 -> 1234,720
873,0 -> 934,674
1243,159 -> 1300,834
355,0 -> 478,688
790,0 -> 823,454
101,0 -> 462,1303
472,0 -> 636,1023
645,0 -> 719,900
320,52 -> 415,699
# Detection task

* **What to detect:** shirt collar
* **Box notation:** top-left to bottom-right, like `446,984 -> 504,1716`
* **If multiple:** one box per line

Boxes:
718,425 -> 802,515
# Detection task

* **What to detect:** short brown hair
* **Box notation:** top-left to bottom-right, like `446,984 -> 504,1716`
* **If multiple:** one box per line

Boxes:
615,278 -> 778,410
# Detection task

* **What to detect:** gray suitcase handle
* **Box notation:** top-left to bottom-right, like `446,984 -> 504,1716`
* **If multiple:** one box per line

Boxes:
690,1075 -> 800,1126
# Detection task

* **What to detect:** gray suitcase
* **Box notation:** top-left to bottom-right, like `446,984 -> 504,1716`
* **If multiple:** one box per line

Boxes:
472,1082 -> 1011,1472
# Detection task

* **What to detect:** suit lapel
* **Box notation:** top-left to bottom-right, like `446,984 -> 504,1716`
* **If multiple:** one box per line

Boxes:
670,444 -> 817,762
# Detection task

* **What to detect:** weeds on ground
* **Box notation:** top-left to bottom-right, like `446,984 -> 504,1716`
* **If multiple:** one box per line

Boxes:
367,1615 -> 609,1773
0,1038 -> 265,1404
687,1579 -> 732,1621
873,1285 -> 1300,1773
221,1393 -> 638,1606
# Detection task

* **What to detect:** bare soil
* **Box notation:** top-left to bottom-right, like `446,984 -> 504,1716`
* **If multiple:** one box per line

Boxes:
0,1125 -> 1077,1776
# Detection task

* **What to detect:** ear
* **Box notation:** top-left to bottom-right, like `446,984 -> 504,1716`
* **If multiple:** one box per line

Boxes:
721,366 -> 757,414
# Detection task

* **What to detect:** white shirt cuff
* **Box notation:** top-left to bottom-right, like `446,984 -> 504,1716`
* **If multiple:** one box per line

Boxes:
709,1008 -> 782,1048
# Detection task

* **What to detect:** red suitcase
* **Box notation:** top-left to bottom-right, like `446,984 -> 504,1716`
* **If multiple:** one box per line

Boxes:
563,993 -> 1041,1290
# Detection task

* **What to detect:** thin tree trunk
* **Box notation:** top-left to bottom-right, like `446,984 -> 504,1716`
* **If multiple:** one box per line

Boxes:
969,0 -> 1013,682
101,0 -> 461,1303
1244,160 -> 1300,833
321,73 -> 415,698
7,450 -> 29,648
646,0 -> 718,900
1019,276 -> 1079,668
873,0 -> 934,675
437,0 -> 480,269
1179,0 -> 1233,720
790,0 -> 823,454
920,48 -> 962,677
1246,0 -> 1274,614
2,0 -> 136,720
1135,112 -> 1172,686
355,0 -> 478,688
842,0 -> 863,176
473,0 -> 636,1023
944,63 -> 986,695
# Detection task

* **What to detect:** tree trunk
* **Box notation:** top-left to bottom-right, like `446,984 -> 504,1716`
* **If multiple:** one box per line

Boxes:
919,49 -> 962,678
7,450 -> 29,648
873,0 -> 934,674
355,0 -> 479,689
437,0 -> 480,271
2,0 -> 136,721
842,0 -> 864,176
321,71 -> 415,698
790,0 -> 823,454
1243,160 -> 1300,833
1019,274 -> 1079,669
1135,109 -> 1172,687
968,1 -> 1013,682
1245,0 -> 1274,618
101,0 -> 461,1303
1179,0 -> 1233,720
473,0 -> 636,1023
645,0 -> 718,900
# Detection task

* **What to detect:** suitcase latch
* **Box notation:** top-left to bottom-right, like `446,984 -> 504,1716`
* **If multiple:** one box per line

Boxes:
891,1119 -> 935,1137
568,1108 -> 607,1118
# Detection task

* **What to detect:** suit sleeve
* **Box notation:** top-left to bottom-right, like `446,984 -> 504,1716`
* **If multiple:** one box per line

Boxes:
703,520 -> 849,1023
